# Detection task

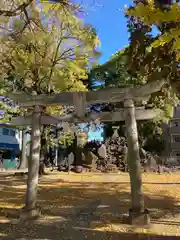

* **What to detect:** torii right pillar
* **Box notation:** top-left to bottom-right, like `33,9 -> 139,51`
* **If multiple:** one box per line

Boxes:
124,99 -> 150,225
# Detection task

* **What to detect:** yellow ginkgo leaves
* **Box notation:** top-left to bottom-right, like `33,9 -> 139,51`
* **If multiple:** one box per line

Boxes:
126,2 -> 180,53
126,2 -> 180,24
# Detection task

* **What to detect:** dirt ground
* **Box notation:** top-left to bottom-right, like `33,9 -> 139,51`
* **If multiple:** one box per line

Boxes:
0,171 -> 180,240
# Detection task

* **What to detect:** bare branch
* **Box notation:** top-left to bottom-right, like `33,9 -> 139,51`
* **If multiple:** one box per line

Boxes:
0,0 -> 34,17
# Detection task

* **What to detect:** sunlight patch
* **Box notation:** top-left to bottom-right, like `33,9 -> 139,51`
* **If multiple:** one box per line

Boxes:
11,184 -> 26,189
36,215 -> 67,224
94,223 -> 180,236
97,204 -> 110,208
0,232 -> 7,236
0,218 -> 11,224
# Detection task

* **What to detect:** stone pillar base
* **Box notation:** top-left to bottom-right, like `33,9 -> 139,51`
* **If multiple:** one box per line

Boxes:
128,208 -> 150,226
20,207 -> 41,221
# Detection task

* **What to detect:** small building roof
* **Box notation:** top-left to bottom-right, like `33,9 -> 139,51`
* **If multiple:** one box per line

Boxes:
0,123 -> 18,129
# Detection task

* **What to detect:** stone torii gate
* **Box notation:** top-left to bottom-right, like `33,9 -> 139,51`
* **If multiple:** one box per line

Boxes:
9,80 -> 164,224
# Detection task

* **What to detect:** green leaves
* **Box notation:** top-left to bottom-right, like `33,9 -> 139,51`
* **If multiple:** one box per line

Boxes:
90,46 -> 143,89
58,133 -> 74,147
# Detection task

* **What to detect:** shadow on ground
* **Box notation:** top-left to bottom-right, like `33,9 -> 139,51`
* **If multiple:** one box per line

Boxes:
0,174 -> 179,239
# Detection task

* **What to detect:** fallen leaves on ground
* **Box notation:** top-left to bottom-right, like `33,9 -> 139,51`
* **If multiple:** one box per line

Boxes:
0,172 -> 179,239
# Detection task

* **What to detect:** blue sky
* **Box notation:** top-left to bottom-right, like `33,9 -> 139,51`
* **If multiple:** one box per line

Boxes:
76,0 -> 133,140
78,0 -> 133,64
88,128 -> 104,142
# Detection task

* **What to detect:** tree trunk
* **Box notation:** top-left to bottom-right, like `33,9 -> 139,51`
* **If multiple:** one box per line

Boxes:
73,133 -> 83,173
18,129 -> 27,169
124,99 -> 144,215
39,150 -> 46,176
24,105 -> 41,216
39,126 -> 47,176
56,124 -> 62,167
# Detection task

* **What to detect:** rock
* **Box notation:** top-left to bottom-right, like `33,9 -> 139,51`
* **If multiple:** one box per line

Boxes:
84,137 -> 168,173
106,164 -> 119,173
75,165 -> 83,173
128,208 -> 150,226
162,166 -> 171,173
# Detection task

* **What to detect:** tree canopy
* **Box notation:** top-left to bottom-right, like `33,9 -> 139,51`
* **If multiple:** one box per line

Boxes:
126,1 -> 180,55
0,1 -> 100,96
125,1 -> 180,90
124,0 -> 180,122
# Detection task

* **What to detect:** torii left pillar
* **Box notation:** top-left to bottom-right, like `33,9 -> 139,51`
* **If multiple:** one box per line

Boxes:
22,105 -> 42,219
73,92 -> 86,173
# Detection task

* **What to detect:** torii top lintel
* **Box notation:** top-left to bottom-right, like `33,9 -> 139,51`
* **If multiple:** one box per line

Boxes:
8,80 -> 164,108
